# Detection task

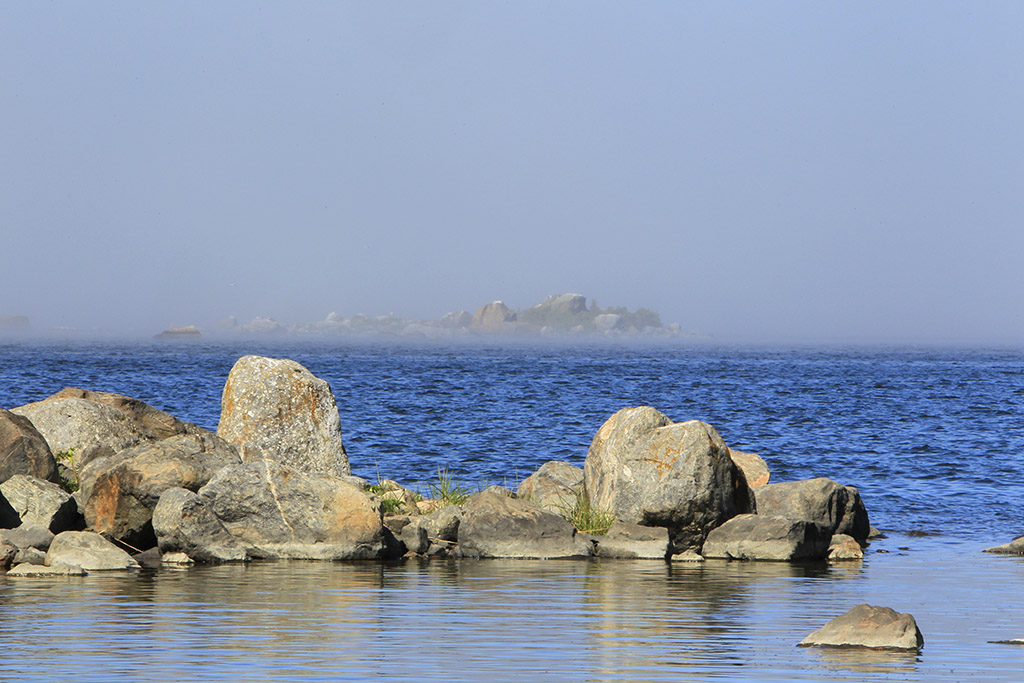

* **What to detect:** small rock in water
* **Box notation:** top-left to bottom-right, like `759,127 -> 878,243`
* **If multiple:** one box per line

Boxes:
799,604 -> 924,650
984,535 -> 1024,555
828,534 -> 864,562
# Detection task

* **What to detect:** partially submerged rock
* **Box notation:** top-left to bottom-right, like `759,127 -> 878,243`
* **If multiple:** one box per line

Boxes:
217,355 -> 351,478
984,535 -> 1024,555
517,460 -> 583,513
0,410 -> 59,483
0,474 -> 83,533
583,407 -> 747,552
702,514 -> 831,561
754,478 -> 870,544
46,531 -> 140,571
458,490 -> 591,559
7,562 -> 86,576
828,534 -> 864,561
798,604 -> 924,650
595,522 -> 669,559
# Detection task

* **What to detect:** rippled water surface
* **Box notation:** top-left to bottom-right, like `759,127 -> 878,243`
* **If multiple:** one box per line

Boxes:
1,340 -> 1023,680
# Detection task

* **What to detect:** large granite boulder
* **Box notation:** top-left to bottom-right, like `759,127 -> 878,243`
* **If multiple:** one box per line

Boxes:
583,407 -> 748,553
78,432 -> 241,550
12,398 -> 148,468
0,410 -> 59,483
702,514 -> 831,561
457,490 -> 591,559
754,478 -> 870,543
52,388 -> 207,439
197,460 -> 384,560
47,531 -> 139,571
152,487 -> 251,563
471,301 -> 517,330
217,355 -> 351,478
517,461 -> 584,513
799,604 -> 924,650
0,474 -> 83,533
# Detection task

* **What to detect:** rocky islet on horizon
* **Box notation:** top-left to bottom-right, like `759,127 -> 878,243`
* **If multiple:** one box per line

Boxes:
3,353 -> 1004,649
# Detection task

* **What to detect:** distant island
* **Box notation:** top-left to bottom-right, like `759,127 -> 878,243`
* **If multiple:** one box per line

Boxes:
160,293 -> 697,340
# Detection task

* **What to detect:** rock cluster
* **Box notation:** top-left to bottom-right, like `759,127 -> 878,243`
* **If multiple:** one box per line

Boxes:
0,358 -> 877,575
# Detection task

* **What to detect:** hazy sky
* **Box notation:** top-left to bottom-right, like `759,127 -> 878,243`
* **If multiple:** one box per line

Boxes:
3,3 -> 1022,344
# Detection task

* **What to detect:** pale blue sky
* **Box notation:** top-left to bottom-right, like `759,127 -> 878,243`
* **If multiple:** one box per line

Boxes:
3,2 -> 1022,343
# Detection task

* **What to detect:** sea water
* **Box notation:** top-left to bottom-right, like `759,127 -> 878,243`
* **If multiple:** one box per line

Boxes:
0,340 -> 1022,681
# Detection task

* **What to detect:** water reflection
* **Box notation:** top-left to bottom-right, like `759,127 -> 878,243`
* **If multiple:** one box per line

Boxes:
0,540 -> 1022,681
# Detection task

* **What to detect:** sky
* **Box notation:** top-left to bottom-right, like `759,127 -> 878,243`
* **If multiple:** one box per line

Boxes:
2,2 -> 1022,344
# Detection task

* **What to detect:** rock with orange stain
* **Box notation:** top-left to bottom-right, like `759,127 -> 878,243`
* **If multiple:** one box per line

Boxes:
217,355 -> 351,478
728,449 -> 771,488
583,407 -> 746,553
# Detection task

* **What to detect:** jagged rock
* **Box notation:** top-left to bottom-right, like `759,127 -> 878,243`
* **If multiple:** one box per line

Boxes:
133,547 -> 164,569
14,546 -> 46,565
457,490 -> 591,559
217,355 -> 351,478
702,514 -> 831,561
583,407 -> 747,553
471,301 -> 517,330
729,449 -> 771,488
828,534 -> 864,561
595,522 -> 669,559
754,478 -> 870,543
78,432 -> 241,550
799,604 -> 924,650
151,488 -> 251,563
8,562 -> 87,576
0,474 -> 83,533
46,531 -> 140,571
198,461 -> 384,560
984,535 -> 1024,554
0,525 -> 54,550
0,410 -> 59,483
418,505 -> 461,542
517,461 -> 583,513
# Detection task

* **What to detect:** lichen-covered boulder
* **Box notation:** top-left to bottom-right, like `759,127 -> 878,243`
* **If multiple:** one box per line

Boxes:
753,478 -> 870,543
0,474 -> 83,533
517,460 -> 583,513
11,398 -> 148,468
78,432 -> 241,550
0,410 -> 59,483
799,604 -> 924,650
217,355 -> 350,478
46,531 -> 139,571
458,490 -> 591,559
197,460 -> 384,560
51,388 -> 208,440
583,407 -> 748,553
701,514 -> 831,561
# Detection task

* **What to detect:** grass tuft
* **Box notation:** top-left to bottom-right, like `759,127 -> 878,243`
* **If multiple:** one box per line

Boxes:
557,491 -> 616,536
428,466 -> 473,506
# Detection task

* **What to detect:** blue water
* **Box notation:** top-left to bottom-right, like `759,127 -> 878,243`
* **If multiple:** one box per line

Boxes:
1,340 -> 1021,540
2,340 -> 1024,682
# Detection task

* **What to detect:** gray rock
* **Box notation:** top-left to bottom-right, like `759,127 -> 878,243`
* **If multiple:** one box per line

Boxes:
593,313 -> 621,331
11,397 -> 148,468
828,534 -> 864,561
457,490 -> 591,559
702,514 -> 831,561
162,552 -> 194,565
0,409 -> 59,483
0,542 -> 16,569
46,531 -> 140,571
198,461 -> 384,560
0,525 -> 55,550
799,604 -> 924,650
49,388 -> 208,441
517,461 -> 583,513
984,535 -> 1024,554
152,488 -> 252,563
671,550 -> 705,562
7,562 -> 86,576
471,301 -> 517,330
595,522 -> 669,559
78,431 -> 241,550
217,355 -> 351,478
14,546 -> 47,565
729,449 -> 770,488
418,505 -> 461,542
754,478 -> 870,543
0,474 -> 83,533
400,522 -> 429,554
583,407 -> 745,552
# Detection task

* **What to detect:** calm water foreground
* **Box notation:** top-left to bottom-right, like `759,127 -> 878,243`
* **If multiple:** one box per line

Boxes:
0,340 -> 1022,681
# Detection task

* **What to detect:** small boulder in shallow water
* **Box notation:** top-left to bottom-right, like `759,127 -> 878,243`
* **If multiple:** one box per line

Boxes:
753,478 -> 870,544
984,535 -> 1024,555
46,531 -> 139,571
799,604 -> 924,650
